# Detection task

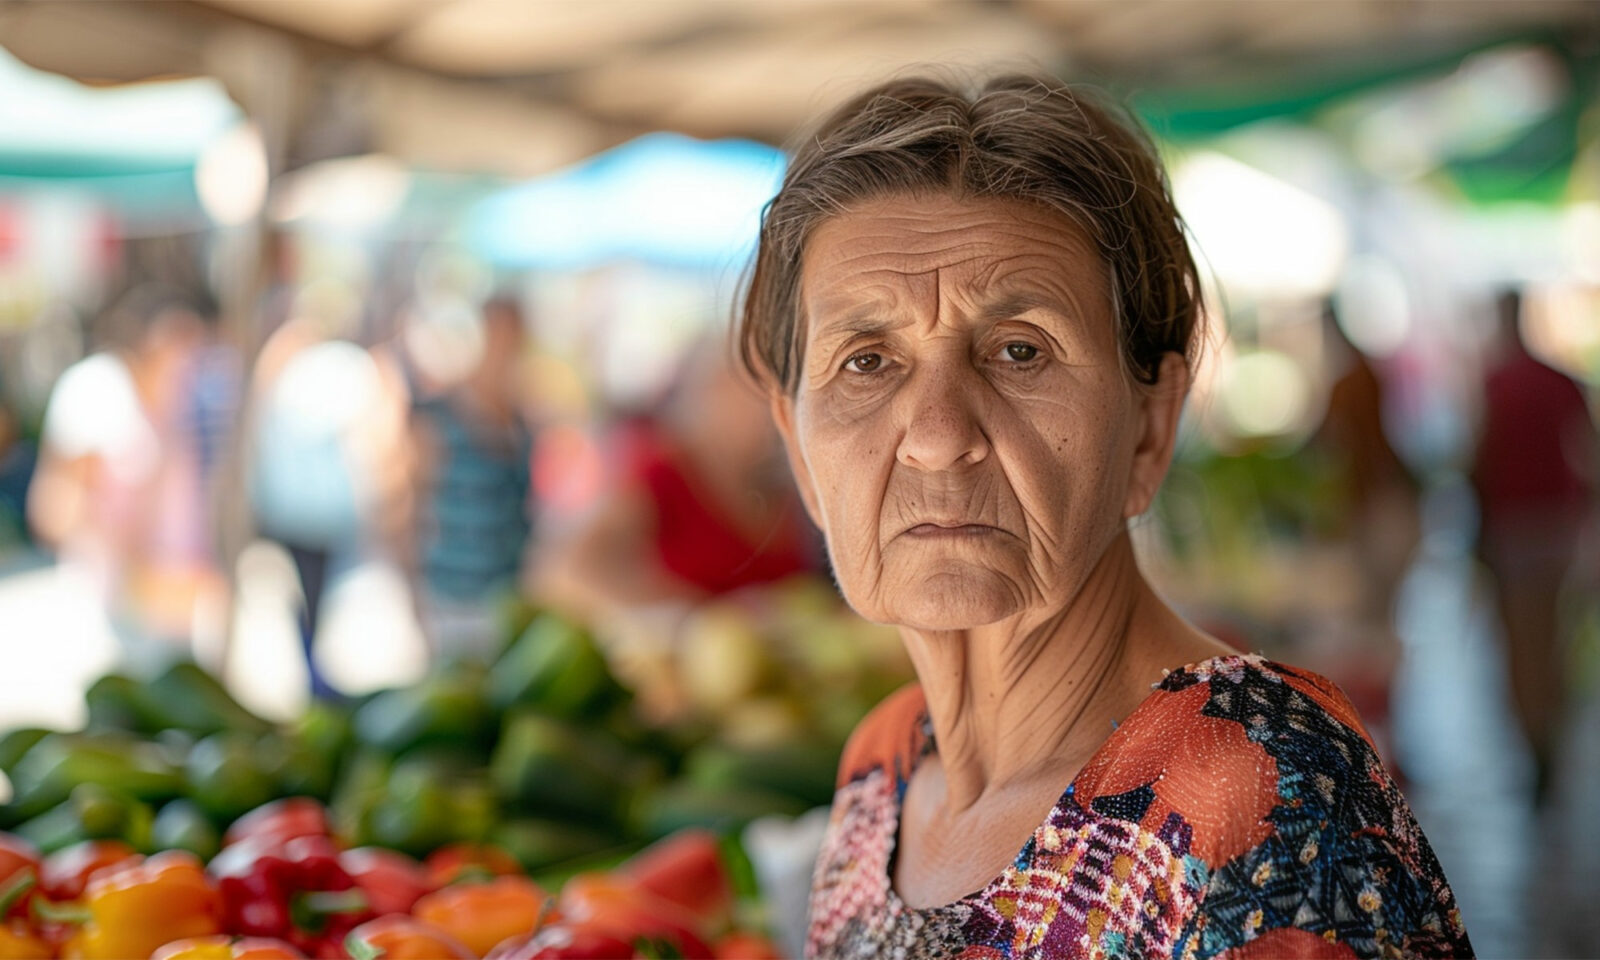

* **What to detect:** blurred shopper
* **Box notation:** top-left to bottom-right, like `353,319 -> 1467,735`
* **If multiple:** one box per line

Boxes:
1315,299 -> 1421,613
402,296 -> 534,660
536,339 -> 817,620
0,386 -> 35,550
1471,287 -> 1597,806
1307,300 -> 1422,767
27,284 -> 225,667
248,283 -> 398,698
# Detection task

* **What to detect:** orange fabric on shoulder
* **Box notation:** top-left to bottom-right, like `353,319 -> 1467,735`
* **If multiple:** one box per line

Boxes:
1073,680 -> 1279,866
836,683 -> 929,788
1217,925 -> 1361,959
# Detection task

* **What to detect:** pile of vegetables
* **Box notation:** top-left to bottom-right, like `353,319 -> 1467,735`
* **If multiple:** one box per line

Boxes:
0,580 -> 914,958
0,805 -> 777,958
0,606 -> 850,870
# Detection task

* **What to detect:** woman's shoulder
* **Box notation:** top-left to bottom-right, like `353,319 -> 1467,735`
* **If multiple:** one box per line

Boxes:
1077,652 -> 1472,957
834,682 -> 929,789
1071,653 -> 1373,862
1153,652 -> 1377,749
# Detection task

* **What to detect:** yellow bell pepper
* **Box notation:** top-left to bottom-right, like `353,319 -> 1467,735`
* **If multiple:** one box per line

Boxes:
59,851 -> 222,960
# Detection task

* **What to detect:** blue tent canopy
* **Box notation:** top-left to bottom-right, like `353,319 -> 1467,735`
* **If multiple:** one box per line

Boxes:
466,132 -> 786,272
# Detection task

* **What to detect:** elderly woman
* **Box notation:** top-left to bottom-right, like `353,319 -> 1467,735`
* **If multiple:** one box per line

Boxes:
738,74 -> 1472,960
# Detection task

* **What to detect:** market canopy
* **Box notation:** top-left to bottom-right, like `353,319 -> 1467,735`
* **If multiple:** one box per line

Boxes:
1,0 -> 1593,187
0,44 -> 241,216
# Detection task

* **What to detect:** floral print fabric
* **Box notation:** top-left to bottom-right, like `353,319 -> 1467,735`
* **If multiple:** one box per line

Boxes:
806,653 -> 1473,959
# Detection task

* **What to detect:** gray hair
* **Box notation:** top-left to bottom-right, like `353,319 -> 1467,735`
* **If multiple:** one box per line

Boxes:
738,72 -> 1200,393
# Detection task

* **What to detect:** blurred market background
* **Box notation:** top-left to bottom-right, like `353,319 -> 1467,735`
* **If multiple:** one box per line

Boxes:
0,1 -> 1597,957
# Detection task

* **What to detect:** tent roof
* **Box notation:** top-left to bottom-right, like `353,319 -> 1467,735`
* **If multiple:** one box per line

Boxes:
1,0 -> 1594,178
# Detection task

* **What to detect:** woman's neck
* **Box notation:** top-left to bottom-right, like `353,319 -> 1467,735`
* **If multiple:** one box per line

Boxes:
898,532 -> 1183,811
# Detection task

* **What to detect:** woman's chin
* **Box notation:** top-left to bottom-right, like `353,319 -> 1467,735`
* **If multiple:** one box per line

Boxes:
857,570 -> 1024,632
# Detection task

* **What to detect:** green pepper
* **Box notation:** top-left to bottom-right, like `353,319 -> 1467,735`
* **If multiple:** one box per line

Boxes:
0,728 -> 51,774
366,755 -> 498,857
140,661 -> 271,737
352,667 -> 495,759
490,817 -> 620,873
629,781 -> 806,841
488,614 -> 625,719
4,734 -> 182,822
330,749 -> 391,848
682,741 -> 840,808
151,799 -> 221,861
84,674 -> 162,734
14,782 -> 154,853
185,732 -> 277,822
490,713 -> 647,826
276,702 -> 354,800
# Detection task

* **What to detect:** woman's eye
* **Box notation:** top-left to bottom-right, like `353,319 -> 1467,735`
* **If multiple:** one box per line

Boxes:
844,352 -> 884,374
1004,342 -> 1039,363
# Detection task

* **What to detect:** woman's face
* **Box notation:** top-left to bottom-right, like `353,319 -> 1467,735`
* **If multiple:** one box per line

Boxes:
773,193 -> 1185,631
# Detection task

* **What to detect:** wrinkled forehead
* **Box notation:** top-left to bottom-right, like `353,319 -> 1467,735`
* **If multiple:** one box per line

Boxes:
797,194 -> 1115,334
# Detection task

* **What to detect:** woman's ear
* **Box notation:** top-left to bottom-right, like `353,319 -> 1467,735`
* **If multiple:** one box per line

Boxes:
771,392 -> 824,530
1123,352 -> 1190,519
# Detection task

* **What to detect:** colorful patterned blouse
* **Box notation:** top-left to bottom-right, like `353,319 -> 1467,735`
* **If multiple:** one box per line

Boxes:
806,653 -> 1473,959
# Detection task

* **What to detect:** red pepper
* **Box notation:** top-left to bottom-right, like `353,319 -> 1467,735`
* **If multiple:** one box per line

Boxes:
620,830 -> 731,929
223,799 -> 331,850
337,848 -> 432,917
0,834 -> 40,922
209,835 -> 371,957
558,873 -> 714,959
485,923 -> 636,960
38,840 -> 138,902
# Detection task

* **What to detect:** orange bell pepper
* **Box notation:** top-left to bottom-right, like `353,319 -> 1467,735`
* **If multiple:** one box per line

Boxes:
412,875 -> 551,958
713,931 -> 784,959
344,916 -> 474,960
56,851 -> 223,960
557,873 -> 713,959
151,935 -> 306,960
0,920 -> 50,960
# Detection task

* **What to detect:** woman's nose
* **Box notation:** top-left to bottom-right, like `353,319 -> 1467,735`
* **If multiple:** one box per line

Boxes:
895,361 -> 991,472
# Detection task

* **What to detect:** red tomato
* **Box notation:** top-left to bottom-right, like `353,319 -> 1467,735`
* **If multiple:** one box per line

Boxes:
338,848 -> 432,916
485,923 -> 636,960
557,873 -> 714,959
621,830 -> 732,927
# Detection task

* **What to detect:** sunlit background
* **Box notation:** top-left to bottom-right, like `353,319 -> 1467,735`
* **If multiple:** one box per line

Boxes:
0,2 -> 1597,956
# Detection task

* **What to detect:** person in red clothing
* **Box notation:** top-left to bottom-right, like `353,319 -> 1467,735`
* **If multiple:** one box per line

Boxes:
1471,288 -> 1597,806
536,340 -> 818,619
